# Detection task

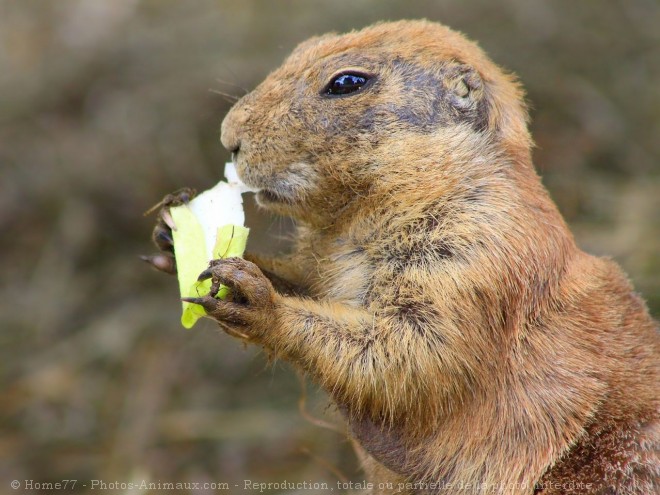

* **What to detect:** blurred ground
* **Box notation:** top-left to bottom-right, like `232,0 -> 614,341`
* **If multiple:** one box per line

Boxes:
0,0 -> 658,493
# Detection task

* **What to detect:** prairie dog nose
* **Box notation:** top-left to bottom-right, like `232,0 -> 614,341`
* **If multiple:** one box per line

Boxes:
221,101 -> 251,153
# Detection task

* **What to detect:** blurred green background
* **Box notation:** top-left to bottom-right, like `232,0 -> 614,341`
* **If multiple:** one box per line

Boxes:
1,0 -> 658,493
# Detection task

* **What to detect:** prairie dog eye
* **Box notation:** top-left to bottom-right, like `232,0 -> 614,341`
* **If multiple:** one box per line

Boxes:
325,72 -> 371,96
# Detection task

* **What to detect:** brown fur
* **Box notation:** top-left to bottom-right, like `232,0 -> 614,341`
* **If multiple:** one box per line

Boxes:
159,20 -> 660,494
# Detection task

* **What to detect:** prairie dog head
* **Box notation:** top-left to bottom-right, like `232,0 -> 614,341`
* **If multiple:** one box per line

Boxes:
221,20 -> 531,225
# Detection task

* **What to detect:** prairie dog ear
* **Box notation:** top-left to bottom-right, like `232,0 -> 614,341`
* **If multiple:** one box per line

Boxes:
443,63 -> 484,109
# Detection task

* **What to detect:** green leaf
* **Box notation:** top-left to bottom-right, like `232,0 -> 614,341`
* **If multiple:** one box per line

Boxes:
170,206 -> 249,329
213,225 -> 250,259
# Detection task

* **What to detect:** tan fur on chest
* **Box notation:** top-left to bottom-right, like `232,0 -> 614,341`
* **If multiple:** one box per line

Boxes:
312,242 -> 372,306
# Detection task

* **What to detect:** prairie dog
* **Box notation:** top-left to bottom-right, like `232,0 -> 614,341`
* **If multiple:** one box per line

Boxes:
151,20 -> 659,495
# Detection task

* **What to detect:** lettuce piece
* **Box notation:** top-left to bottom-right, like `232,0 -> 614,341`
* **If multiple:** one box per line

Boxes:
169,163 -> 250,329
